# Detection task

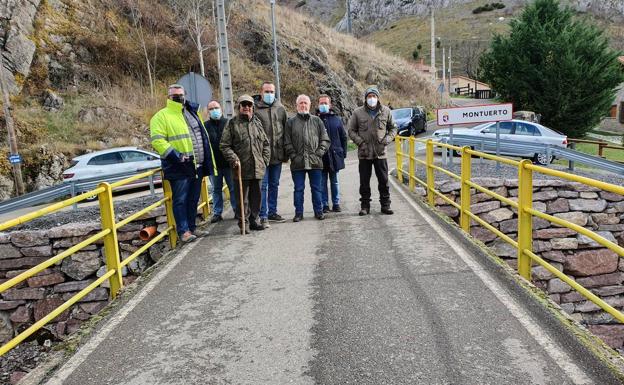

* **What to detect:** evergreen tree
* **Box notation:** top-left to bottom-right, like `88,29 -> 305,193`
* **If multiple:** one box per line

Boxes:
479,0 -> 623,137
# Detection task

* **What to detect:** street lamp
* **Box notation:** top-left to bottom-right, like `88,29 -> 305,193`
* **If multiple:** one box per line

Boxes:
269,0 -> 281,100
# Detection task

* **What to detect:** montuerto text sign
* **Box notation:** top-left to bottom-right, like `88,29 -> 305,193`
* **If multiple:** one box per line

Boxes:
437,103 -> 513,126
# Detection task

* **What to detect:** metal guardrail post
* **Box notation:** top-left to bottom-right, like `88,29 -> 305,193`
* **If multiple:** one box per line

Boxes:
460,146 -> 471,232
148,174 -> 155,197
70,181 -> 78,211
97,182 -> 123,298
408,137 -> 415,192
568,142 -> 575,171
396,137 -> 403,182
162,177 -> 178,248
517,159 -> 533,280
200,176 -> 211,220
426,139 -> 435,206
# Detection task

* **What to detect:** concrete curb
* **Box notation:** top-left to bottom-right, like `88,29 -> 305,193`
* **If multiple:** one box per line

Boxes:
390,171 -> 624,384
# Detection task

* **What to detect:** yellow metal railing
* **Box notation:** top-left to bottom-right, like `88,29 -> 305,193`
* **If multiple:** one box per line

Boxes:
0,169 -> 219,356
396,136 -> 624,324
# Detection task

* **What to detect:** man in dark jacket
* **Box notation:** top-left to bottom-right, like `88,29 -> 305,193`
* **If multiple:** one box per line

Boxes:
204,100 -> 238,223
220,95 -> 271,232
150,84 -> 216,243
255,82 -> 288,227
317,94 -> 347,213
347,86 -> 398,216
284,94 -> 330,222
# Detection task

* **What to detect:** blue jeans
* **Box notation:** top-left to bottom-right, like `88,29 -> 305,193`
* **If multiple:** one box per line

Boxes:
291,169 -> 323,215
210,167 -> 237,216
260,163 -> 282,219
321,171 -> 340,207
169,167 -> 205,236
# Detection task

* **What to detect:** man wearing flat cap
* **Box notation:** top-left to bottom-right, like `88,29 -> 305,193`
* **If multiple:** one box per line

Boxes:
220,95 -> 271,232
347,86 -> 398,216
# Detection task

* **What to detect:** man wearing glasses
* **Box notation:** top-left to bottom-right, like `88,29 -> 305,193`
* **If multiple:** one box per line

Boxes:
220,95 -> 271,233
150,84 -> 216,243
204,100 -> 238,223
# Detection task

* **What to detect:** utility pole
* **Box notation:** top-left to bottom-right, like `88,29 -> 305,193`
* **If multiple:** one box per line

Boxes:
216,0 -> 234,118
270,0 -> 281,100
0,52 -> 25,196
448,46 -> 452,95
346,0 -> 352,34
212,2 -> 225,111
442,46 -> 446,89
430,8 -> 436,82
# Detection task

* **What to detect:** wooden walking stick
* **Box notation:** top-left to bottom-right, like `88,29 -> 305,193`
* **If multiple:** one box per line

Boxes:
236,162 -> 246,235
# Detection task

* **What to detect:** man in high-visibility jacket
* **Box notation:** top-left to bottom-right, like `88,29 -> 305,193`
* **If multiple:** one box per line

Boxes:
150,84 -> 217,243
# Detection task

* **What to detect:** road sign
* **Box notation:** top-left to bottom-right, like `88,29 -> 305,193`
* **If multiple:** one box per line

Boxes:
177,72 -> 213,109
8,154 -> 21,164
437,103 -> 513,126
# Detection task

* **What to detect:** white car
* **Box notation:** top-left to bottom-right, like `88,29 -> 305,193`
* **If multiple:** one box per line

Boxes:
62,147 -> 162,198
432,119 -> 568,165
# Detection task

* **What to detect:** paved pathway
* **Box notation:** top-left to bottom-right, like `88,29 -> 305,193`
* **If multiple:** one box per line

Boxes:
43,154 -> 618,385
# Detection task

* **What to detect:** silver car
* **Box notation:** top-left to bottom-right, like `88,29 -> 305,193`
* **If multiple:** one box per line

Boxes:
432,119 -> 568,165
62,147 -> 162,199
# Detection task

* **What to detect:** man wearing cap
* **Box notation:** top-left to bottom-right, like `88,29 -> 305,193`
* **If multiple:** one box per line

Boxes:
255,82 -> 289,227
150,84 -> 216,243
204,100 -> 238,223
347,86 -> 398,216
220,95 -> 271,232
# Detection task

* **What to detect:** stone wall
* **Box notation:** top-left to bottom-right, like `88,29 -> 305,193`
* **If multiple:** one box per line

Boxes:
0,207 -> 171,344
412,177 -> 624,351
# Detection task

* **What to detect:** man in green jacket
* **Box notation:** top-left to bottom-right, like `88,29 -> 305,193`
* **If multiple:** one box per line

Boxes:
347,86 -> 398,216
255,82 -> 288,227
150,84 -> 216,243
220,95 -> 271,232
284,94 -> 330,222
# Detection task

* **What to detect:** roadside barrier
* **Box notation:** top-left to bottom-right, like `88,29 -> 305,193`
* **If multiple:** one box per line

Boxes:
396,136 -> 624,324
0,169 -> 222,355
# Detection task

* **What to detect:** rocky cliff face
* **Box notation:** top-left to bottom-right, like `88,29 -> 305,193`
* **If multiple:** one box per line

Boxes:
284,0 -> 624,36
0,0 -> 41,94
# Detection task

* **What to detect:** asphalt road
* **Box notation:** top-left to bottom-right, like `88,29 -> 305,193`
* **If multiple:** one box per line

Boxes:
41,148 -> 617,385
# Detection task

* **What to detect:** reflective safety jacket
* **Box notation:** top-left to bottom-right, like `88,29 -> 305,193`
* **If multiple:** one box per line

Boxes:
150,99 -> 217,179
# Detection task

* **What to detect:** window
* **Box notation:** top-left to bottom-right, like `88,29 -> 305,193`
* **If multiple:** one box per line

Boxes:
514,122 -> 540,136
87,152 -> 123,166
391,109 -> 412,120
120,151 -> 153,162
483,121 -> 513,134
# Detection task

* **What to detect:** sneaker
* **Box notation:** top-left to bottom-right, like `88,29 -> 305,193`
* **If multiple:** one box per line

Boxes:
293,214 -> 303,222
193,229 -> 210,237
249,221 -> 265,231
358,208 -> 370,216
268,213 -> 286,223
332,205 -> 342,212
322,206 -> 330,213
315,213 -> 325,220
210,215 -> 223,224
260,218 -> 271,228
381,207 -> 394,215
180,231 -> 197,243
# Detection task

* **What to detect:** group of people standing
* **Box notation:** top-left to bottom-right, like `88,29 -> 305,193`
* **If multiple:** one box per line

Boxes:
149,82 -> 397,240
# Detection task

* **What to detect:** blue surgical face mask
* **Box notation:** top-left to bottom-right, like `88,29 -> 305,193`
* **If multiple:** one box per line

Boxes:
209,108 -> 222,120
319,104 -> 330,114
263,92 -> 275,105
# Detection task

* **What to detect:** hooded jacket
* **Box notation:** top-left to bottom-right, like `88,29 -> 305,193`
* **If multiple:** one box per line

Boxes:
347,102 -> 397,160
317,108 -> 347,172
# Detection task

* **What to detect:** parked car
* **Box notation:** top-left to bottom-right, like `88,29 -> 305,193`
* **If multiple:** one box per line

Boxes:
391,106 -> 427,136
62,147 -> 162,199
432,119 -> 567,165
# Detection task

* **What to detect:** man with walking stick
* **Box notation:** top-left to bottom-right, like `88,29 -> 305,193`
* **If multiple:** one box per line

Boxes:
220,95 -> 270,233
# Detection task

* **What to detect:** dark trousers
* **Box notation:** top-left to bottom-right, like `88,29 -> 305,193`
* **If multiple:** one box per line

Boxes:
169,167 -> 205,236
358,159 -> 390,209
239,179 -> 262,226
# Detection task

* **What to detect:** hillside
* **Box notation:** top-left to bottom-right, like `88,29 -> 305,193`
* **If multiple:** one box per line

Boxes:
0,0 -> 437,200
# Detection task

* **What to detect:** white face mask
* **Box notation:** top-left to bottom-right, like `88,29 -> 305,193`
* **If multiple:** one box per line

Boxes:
366,97 -> 378,108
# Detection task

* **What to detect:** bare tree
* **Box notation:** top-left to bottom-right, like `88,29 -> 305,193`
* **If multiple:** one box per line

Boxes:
453,40 -> 487,79
127,0 -> 157,97
168,0 -> 215,77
